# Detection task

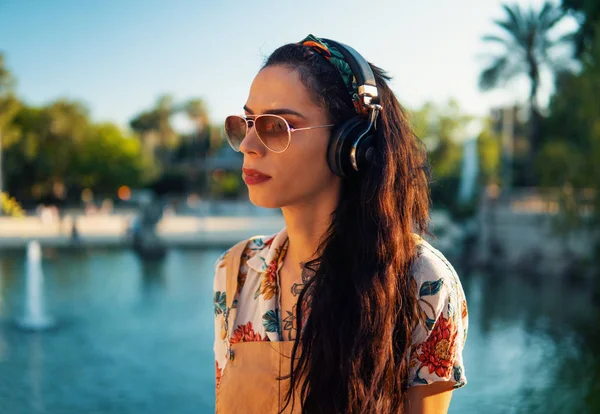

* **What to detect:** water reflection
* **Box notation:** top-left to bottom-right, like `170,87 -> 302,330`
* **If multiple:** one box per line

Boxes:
28,333 -> 45,413
137,259 -> 166,307
454,263 -> 600,414
0,255 -> 17,317
0,248 -> 596,413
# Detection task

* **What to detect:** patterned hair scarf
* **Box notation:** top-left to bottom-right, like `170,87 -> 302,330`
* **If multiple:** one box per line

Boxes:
299,34 -> 369,117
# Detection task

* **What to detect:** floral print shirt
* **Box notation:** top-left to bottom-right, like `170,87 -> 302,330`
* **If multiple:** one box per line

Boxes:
213,227 -> 468,391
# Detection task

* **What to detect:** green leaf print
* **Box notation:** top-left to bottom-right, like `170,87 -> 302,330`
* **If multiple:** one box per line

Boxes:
254,283 -> 261,300
419,278 -> 444,297
453,366 -> 463,382
262,309 -> 280,333
413,370 -> 429,385
213,291 -> 226,316
426,317 -> 436,330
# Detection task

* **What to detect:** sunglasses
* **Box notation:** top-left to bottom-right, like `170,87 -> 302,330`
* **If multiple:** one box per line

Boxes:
224,114 -> 335,153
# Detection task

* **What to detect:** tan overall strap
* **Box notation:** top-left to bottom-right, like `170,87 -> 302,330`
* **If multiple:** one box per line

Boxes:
225,239 -> 249,309
222,239 -> 250,362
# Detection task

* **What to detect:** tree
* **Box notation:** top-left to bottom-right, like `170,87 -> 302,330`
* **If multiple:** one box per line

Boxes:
181,97 -> 211,160
130,94 -> 178,168
2,98 -> 155,202
476,119 -> 502,188
562,0 -> 600,59
0,53 -> 20,198
411,100 -> 472,214
183,98 -> 209,133
539,25 -> 600,197
411,100 -> 468,180
479,2 -> 573,185
71,123 -> 155,194
4,99 -> 90,199
536,22 -> 600,290
0,53 -> 15,94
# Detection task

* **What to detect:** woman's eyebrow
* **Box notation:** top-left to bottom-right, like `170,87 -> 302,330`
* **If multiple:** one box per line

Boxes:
243,104 -> 306,119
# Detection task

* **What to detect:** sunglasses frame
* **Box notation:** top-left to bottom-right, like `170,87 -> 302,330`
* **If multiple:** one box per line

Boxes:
225,114 -> 335,153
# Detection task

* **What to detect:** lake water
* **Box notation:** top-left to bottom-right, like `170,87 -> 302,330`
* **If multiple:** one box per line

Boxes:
0,247 -> 598,414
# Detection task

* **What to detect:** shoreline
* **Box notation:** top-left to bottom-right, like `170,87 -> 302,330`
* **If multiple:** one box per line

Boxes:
0,215 -> 286,250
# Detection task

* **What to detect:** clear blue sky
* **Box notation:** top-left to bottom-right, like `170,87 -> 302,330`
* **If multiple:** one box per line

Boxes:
0,0 -> 577,131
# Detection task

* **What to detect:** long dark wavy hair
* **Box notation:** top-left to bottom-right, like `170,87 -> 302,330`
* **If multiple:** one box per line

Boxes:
264,41 -> 432,414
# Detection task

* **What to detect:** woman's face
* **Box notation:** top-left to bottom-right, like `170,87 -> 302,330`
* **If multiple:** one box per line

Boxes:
239,65 -> 341,209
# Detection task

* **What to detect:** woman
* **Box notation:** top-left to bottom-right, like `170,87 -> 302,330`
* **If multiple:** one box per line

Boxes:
213,34 -> 468,414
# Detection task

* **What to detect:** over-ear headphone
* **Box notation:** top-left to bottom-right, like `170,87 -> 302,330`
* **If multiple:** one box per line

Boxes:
319,38 -> 381,178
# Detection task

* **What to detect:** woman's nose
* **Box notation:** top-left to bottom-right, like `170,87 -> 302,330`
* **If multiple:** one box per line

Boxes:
239,123 -> 266,155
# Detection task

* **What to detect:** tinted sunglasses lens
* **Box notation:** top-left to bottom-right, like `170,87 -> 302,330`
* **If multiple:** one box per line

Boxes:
255,115 -> 290,152
224,116 -> 247,150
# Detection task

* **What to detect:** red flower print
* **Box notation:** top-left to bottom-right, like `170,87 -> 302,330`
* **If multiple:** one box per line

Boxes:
416,314 -> 458,378
216,361 -> 222,389
266,261 -> 277,283
461,299 -> 468,319
230,322 -> 266,344
264,236 -> 276,247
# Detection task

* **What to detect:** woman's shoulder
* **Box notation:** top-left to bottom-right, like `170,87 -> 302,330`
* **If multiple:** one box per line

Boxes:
408,236 -> 469,388
213,232 -> 280,277
410,236 -> 468,330
411,236 -> 462,289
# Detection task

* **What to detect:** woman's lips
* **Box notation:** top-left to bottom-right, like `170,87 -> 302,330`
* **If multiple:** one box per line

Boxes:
242,167 -> 271,185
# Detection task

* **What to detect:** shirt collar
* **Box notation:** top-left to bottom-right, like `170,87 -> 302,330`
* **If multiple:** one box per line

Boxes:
246,229 -> 423,274
246,227 -> 288,273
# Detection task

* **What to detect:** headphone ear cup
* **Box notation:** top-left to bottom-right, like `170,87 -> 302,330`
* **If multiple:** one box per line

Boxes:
356,132 -> 376,167
327,117 -> 375,177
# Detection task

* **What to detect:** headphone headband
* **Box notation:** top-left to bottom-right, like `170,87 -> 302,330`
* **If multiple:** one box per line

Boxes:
320,38 -> 379,110
298,34 -> 382,177
300,34 -> 379,116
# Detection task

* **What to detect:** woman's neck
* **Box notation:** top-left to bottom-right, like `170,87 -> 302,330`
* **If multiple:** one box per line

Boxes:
280,191 -> 339,273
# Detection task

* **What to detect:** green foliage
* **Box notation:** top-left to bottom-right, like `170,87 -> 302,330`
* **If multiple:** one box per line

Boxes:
480,2 -> 570,92
0,51 -> 224,203
0,191 -> 25,217
2,97 -> 155,201
183,98 -> 209,130
130,94 -> 179,161
72,123 -> 157,193
541,25 -> 600,191
411,100 -> 466,180
538,22 -> 600,252
536,141 -> 587,187
480,2 -> 574,185
209,170 -> 243,200
0,54 -> 15,94
476,119 -> 502,186
410,100 -> 501,218
562,0 -> 600,59
0,95 -> 21,147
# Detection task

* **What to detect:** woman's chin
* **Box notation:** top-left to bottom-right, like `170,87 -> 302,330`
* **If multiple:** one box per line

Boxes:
248,192 -> 281,209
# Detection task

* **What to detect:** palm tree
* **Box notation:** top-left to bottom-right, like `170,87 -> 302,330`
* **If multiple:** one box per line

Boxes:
184,98 -> 209,133
182,98 -> 211,195
479,2 -> 572,185
130,94 -> 178,167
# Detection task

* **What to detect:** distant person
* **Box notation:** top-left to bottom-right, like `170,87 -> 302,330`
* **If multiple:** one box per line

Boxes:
213,35 -> 469,413
70,216 -> 81,246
